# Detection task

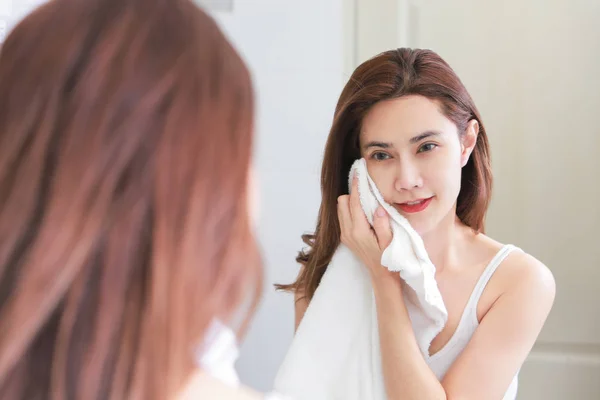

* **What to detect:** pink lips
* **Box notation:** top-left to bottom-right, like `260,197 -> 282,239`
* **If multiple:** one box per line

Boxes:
396,197 -> 433,213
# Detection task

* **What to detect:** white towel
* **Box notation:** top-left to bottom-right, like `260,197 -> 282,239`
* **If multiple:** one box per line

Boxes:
197,319 -> 241,387
273,158 -> 447,400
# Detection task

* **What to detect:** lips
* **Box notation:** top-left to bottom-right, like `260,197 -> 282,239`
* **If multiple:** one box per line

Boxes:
395,196 -> 433,213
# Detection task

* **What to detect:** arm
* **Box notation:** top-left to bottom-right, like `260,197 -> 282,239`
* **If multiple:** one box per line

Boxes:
371,271 -> 446,399
371,253 -> 554,400
440,252 -> 555,398
337,176 -> 556,400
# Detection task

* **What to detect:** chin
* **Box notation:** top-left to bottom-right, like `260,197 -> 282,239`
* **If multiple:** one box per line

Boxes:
394,212 -> 437,237
390,199 -> 451,237
409,219 -> 438,237
411,208 -> 457,238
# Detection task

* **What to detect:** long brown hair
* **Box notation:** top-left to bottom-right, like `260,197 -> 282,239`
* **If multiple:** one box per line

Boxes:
277,48 -> 492,300
0,0 -> 260,399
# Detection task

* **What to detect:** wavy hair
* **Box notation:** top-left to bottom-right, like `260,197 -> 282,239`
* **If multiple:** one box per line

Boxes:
0,0 -> 259,398
277,48 -> 492,301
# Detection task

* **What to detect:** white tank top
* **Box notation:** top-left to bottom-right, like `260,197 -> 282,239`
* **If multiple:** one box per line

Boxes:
426,244 -> 520,400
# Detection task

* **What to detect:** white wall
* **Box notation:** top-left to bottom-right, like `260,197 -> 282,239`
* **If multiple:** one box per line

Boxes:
354,1 -> 600,398
0,0 -> 46,42
209,0 -> 346,391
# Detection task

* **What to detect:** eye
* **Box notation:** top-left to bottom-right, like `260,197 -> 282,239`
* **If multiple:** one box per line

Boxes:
417,143 -> 438,153
370,151 -> 391,161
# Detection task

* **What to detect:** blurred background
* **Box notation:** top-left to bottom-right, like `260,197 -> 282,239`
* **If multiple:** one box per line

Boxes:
3,0 -> 599,399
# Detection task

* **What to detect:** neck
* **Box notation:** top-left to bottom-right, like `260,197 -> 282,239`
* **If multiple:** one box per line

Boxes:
420,211 -> 471,273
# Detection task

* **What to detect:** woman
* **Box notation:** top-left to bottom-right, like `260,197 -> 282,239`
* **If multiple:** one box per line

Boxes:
0,0 -> 282,399
278,48 -> 555,399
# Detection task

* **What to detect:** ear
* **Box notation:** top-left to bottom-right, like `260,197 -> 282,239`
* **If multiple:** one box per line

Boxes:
461,119 -> 479,167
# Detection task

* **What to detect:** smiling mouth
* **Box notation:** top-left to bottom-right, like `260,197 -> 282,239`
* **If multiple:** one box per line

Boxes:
395,196 -> 434,213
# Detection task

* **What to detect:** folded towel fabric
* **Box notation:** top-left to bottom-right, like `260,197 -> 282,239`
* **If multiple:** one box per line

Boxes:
273,158 -> 447,400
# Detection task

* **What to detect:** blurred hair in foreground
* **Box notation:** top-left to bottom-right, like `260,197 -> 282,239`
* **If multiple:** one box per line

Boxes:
0,0 -> 260,398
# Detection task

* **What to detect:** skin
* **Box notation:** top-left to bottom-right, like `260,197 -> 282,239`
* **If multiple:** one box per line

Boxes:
179,167 -> 263,400
178,371 -> 261,400
295,95 -> 556,399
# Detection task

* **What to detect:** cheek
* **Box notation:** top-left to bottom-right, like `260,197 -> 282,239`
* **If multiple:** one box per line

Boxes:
427,151 -> 463,197
364,161 -> 397,200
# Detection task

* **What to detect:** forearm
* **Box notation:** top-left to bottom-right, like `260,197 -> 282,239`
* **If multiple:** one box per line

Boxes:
371,271 -> 446,400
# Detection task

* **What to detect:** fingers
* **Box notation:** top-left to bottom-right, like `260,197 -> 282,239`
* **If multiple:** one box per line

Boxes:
373,206 -> 393,249
349,175 -> 369,229
337,195 -> 351,242
340,175 -> 389,250
348,174 -> 359,219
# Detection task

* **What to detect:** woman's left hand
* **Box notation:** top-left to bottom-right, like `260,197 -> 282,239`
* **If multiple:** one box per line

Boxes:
337,175 -> 394,278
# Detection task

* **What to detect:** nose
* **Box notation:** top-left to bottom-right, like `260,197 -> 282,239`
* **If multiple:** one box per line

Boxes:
394,158 -> 423,191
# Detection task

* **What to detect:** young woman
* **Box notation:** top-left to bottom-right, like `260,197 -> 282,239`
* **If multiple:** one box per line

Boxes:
278,48 -> 555,399
0,0 -> 285,399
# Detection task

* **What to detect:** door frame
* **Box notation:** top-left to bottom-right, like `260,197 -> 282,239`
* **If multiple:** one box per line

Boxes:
344,0 -> 418,76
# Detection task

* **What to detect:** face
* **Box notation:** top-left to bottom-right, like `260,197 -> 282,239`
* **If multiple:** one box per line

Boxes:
359,95 -> 478,235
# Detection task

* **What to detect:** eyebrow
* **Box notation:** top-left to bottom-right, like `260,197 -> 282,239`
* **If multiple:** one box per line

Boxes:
363,140 -> 392,150
409,130 -> 441,144
362,130 -> 442,150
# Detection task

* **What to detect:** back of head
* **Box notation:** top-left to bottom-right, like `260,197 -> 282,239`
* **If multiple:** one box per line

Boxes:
0,0 -> 258,399
278,48 -> 492,300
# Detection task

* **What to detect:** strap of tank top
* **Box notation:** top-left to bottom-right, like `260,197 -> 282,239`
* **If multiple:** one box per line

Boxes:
465,244 -> 520,313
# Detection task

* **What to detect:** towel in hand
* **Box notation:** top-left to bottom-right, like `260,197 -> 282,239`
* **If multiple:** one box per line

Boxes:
273,158 -> 447,400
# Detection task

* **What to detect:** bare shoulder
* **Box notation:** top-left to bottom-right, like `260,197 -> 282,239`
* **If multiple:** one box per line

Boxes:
442,240 -> 557,398
178,370 -> 263,400
502,249 -> 556,301
474,233 -> 555,296
481,240 -> 556,317
472,234 -> 556,320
